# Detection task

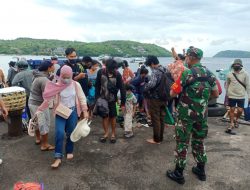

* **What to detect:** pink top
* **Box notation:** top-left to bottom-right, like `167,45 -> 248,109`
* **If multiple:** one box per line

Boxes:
37,65 -> 87,117
38,81 -> 87,117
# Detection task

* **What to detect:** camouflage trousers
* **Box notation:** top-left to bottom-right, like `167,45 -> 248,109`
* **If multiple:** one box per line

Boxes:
174,118 -> 208,169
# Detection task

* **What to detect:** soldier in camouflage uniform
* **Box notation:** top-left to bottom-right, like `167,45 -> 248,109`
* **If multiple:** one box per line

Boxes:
167,47 -> 219,184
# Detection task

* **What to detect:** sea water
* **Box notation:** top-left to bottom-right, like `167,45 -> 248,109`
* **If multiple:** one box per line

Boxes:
1,55 -> 250,104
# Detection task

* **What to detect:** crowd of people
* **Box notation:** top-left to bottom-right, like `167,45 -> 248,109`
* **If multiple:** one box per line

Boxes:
0,46 -> 250,185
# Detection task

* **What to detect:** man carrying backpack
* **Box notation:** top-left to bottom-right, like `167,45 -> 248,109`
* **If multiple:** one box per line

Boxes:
166,47 -> 219,184
143,55 -> 168,144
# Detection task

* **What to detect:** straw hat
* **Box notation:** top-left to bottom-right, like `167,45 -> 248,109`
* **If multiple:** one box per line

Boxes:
70,119 -> 91,142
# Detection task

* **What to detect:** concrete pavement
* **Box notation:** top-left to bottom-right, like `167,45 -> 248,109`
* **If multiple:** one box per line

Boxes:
0,116 -> 250,190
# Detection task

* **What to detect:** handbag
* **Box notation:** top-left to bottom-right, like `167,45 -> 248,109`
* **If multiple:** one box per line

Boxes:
93,97 -> 109,118
55,103 -> 73,119
244,103 -> 250,121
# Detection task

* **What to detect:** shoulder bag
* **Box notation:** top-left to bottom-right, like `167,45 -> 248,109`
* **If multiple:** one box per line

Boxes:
232,73 -> 246,89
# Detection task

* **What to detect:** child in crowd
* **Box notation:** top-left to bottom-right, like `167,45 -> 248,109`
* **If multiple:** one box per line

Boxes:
124,84 -> 137,138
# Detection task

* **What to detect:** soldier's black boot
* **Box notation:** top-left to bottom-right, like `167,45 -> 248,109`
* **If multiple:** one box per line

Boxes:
166,165 -> 185,185
192,163 -> 206,181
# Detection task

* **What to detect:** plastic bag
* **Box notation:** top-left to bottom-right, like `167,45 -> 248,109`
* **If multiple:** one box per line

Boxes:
14,182 -> 43,190
164,108 -> 175,125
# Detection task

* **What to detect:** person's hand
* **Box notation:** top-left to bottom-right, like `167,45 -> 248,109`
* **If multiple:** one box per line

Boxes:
83,111 -> 89,120
78,73 -> 86,79
49,75 -> 54,81
132,112 -> 135,118
121,106 -> 125,114
35,110 -> 43,118
74,73 -> 86,81
2,107 -> 8,120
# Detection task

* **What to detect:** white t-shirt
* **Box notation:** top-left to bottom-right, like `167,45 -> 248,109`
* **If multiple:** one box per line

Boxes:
60,83 -> 76,108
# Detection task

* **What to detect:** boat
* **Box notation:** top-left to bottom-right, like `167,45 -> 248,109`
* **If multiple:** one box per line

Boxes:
27,59 -> 66,69
98,54 -> 110,61
130,57 -> 146,64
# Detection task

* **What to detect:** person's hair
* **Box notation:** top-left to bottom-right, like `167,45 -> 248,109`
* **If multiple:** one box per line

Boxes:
106,58 -> 118,73
82,56 -> 92,63
123,60 -> 129,67
51,56 -> 58,60
9,61 -> 16,67
145,55 -> 159,66
125,84 -> 134,91
38,60 -> 53,71
91,60 -> 100,67
16,60 -> 28,69
140,68 -> 149,75
65,48 -> 76,56
177,54 -> 185,61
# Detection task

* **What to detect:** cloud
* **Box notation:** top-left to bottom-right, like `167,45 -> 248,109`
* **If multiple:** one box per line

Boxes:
0,0 -> 250,56
210,39 -> 239,46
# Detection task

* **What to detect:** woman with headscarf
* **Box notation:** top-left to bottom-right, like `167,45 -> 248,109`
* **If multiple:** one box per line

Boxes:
37,65 -> 88,168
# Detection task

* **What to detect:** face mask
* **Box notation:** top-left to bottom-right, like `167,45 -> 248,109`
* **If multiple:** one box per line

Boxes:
69,59 -> 77,65
12,66 -> 18,72
62,78 -> 71,84
233,66 -> 242,71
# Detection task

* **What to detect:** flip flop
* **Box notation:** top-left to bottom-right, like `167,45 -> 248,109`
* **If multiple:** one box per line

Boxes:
110,137 -> 117,144
234,120 -> 239,128
225,129 -> 236,135
35,140 -> 41,145
99,136 -> 108,143
41,145 -> 55,151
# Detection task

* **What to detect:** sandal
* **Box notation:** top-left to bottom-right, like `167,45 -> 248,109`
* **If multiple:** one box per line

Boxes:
225,129 -> 236,135
99,136 -> 108,143
41,145 -> 55,151
35,140 -> 41,145
110,137 -> 117,144
234,120 -> 239,128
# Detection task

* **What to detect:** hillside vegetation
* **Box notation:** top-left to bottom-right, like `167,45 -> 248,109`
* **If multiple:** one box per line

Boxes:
0,38 -> 171,57
213,50 -> 250,58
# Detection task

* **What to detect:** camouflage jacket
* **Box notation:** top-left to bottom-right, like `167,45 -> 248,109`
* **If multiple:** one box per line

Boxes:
177,63 -> 218,121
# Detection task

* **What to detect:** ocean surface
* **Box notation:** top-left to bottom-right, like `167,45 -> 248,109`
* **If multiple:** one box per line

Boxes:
1,55 -> 250,104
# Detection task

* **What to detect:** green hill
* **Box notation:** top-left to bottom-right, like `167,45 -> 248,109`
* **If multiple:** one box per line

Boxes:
213,50 -> 250,58
0,38 -> 171,57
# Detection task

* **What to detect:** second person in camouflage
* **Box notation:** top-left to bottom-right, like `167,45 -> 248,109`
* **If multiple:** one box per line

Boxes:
167,47 -> 219,184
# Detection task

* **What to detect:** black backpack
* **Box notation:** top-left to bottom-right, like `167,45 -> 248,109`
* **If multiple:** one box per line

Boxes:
182,67 -> 214,91
156,70 -> 174,101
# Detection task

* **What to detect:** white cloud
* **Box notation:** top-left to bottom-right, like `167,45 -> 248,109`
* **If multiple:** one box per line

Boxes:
0,0 -> 250,56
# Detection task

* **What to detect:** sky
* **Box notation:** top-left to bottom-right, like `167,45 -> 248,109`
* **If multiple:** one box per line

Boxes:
0,0 -> 250,56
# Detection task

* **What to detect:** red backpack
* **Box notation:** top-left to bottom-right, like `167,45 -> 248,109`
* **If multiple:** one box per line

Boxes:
216,79 -> 222,95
